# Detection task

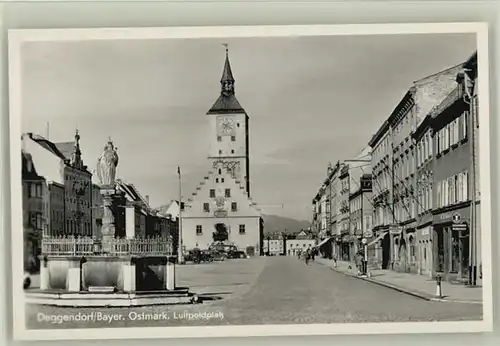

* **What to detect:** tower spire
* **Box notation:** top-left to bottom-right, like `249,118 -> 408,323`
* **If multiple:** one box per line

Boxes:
220,44 -> 235,96
71,129 -> 84,170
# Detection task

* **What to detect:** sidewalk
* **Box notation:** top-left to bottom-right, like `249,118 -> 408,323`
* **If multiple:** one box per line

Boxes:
314,257 -> 482,304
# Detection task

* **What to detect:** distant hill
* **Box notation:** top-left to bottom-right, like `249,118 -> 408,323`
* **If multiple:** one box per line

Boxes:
262,214 -> 310,235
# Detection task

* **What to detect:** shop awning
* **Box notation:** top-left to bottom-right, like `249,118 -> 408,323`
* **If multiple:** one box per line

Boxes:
367,231 -> 388,247
315,237 -> 333,248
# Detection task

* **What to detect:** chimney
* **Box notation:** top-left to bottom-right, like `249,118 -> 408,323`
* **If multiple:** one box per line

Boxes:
145,195 -> 150,205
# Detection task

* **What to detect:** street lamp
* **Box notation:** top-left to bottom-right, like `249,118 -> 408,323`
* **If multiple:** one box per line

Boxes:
362,237 -> 368,276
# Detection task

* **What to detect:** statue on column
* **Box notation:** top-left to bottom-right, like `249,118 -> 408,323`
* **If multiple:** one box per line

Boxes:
96,138 -> 120,252
96,138 -> 119,187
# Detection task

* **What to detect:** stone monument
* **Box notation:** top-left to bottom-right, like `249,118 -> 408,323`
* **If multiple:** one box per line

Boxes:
96,138 -> 119,252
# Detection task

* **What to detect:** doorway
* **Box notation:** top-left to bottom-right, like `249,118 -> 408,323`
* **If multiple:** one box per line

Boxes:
382,233 -> 390,269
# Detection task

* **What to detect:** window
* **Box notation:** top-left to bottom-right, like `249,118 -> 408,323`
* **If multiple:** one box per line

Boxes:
231,150 -> 234,154
237,123 -> 240,128
463,171 -> 469,201
209,189 -> 215,198
231,202 -> 237,211
218,150 -> 222,155
203,203 -> 210,212
225,188 -> 231,197
216,178 -> 219,183
437,183 -> 442,208
196,225 -> 202,235
450,177 -> 456,205
239,224 -> 246,234
221,178 -> 225,183
217,136 -> 222,142
462,111 -> 469,140
231,136 -> 236,142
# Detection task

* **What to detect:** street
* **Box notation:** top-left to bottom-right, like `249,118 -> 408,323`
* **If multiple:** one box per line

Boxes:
25,256 -> 482,329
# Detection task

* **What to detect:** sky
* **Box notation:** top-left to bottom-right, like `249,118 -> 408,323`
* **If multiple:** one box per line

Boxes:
20,32 -> 476,221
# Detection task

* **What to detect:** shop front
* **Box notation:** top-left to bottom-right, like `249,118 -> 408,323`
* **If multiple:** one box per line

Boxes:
416,213 -> 433,278
392,222 -> 417,274
433,205 -> 471,284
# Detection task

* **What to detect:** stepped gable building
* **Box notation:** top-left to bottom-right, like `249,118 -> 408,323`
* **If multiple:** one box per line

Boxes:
181,47 -> 263,255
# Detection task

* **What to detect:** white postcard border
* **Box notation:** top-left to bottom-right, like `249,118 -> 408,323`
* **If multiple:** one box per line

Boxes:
8,23 -> 493,341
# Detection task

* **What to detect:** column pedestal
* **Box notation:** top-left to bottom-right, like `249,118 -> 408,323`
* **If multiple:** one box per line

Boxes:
40,259 -> 49,290
122,264 -> 136,292
100,188 -> 116,253
166,257 -> 176,291
66,267 -> 81,292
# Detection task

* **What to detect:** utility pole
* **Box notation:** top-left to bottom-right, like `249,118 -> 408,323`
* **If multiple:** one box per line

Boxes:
177,166 -> 184,264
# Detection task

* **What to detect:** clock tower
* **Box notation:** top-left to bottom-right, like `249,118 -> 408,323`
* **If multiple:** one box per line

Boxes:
207,47 -> 251,197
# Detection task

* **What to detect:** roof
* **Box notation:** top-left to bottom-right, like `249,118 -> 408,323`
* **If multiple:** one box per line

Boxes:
221,49 -> 235,83
54,141 -> 74,160
28,133 -> 67,161
207,94 -> 245,114
207,48 -> 246,115
116,179 -> 150,208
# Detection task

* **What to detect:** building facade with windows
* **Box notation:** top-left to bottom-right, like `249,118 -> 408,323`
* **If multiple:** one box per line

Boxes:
286,230 -> 316,256
368,121 -> 393,269
413,113 -> 434,278
22,152 -> 46,272
263,232 -> 285,256
431,53 -> 478,284
22,131 -> 93,238
386,65 -> 462,274
349,174 -> 373,257
182,48 -> 263,255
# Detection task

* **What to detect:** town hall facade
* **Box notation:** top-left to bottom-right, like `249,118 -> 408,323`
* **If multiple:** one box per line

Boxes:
181,48 -> 263,255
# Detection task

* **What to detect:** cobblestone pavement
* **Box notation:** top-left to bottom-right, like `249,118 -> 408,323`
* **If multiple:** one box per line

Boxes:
25,256 -> 482,329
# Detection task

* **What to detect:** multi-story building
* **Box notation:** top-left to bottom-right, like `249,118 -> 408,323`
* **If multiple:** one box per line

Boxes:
22,151 -> 45,272
182,48 -> 263,255
349,174 -> 373,254
368,120 -> 393,269
263,232 -> 284,256
286,230 -> 316,256
431,51 -> 479,284
386,64 -> 462,273
22,131 -> 93,237
413,113 -> 434,278
338,165 -> 351,260
336,147 -> 372,262
91,183 -> 103,238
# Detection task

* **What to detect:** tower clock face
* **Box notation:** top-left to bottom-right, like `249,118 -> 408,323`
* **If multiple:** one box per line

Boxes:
218,117 -> 235,136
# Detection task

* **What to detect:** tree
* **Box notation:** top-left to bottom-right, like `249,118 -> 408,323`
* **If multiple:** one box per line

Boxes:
212,223 -> 229,242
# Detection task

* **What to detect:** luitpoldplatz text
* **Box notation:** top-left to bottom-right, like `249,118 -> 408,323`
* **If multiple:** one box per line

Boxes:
37,311 -> 225,325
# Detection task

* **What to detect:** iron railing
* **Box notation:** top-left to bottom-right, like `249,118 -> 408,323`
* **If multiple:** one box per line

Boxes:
41,235 -> 173,256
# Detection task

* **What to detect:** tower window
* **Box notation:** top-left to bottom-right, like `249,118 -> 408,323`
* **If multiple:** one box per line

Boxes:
225,189 -> 231,197
196,225 -> 203,235
217,136 -> 222,142
231,202 -> 237,212
237,123 -> 240,127
231,136 -> 236,142
209,189 -> 215,198
239,224 -> 246,234
218,169 -> 222,175
203,203 -> 210,212
231,150 -> 235,154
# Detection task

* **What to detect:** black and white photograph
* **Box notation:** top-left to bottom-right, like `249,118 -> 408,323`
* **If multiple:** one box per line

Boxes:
8,24 -> 492,340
